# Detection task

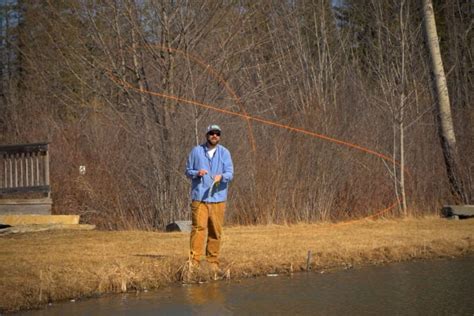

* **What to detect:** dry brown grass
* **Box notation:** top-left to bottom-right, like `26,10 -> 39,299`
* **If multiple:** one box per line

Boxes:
1,216 -> 473,312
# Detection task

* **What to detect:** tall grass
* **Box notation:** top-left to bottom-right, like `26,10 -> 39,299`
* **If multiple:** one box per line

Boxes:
0,216 -> 472,312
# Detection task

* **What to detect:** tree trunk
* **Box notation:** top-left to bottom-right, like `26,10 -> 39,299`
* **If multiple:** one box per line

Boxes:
399,108 -> 407,215
399,3 -> 408,216
422,0 -> 468,203
128,3 -> 164,227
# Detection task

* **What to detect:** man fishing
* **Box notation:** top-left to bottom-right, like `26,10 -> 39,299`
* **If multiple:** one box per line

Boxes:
185,124 -> 234,272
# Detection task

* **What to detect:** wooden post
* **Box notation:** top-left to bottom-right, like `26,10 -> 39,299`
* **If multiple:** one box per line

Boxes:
306,250 -> 312,271
44,145 -> 50,197
3,156 -> 6,188
35,153 -> 40,186
29,153 -> 34,186
14,154 -> 18,188
9,155 -> 12,188
25,153 -> 29,187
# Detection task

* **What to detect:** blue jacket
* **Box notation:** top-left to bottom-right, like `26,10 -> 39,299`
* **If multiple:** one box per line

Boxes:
185,144 -> 234,202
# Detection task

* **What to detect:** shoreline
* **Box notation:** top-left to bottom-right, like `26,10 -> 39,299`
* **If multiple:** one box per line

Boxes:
22,254 -> 474,314
1,216 -> 473,313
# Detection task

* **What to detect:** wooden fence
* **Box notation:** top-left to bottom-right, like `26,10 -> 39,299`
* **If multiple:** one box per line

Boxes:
0,143 -> 52,215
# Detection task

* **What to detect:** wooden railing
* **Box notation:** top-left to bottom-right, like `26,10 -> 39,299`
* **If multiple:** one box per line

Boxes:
0,143 -> 50,196
0,143 -> 52,215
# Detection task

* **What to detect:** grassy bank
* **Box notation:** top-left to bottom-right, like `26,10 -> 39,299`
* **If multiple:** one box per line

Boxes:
1,216 -> 473,312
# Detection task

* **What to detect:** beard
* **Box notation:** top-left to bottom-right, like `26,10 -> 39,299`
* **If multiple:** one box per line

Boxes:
207,137 -> 220,146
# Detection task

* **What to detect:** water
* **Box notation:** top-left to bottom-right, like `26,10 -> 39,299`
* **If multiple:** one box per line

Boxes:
20,256 -> 474,315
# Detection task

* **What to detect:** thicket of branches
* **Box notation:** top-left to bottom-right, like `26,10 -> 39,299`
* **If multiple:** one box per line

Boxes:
1,0 -> 472,229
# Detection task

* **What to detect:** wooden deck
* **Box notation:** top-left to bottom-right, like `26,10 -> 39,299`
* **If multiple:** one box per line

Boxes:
0,142 -> 52,215
0,215 -> 80,226
0,198 -> 52,215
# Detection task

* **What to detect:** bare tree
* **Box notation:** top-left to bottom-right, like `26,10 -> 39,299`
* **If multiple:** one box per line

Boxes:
1,0 -> 471,229
422,0 -> 469,203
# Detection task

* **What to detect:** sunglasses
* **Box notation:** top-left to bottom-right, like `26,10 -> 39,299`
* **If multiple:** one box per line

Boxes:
208,131 -> 221,136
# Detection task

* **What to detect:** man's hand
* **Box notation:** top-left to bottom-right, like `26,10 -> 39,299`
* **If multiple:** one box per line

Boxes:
214,174 -> 223,182
197,169 -> 208,177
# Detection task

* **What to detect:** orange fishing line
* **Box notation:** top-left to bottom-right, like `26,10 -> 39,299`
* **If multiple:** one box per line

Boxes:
145,44 -> 257,152
41,1 -> 405,225
105,48 -> 410,225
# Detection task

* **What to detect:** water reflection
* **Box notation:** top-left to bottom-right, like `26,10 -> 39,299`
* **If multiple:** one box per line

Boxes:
20,256 -> 474,316
184,282 -> 229,314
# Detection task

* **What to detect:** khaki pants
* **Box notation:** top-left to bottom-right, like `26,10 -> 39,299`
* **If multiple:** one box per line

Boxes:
190,201 -> 226,265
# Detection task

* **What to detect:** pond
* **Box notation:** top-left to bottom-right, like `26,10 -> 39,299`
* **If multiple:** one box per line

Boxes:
20,256 -> 474,315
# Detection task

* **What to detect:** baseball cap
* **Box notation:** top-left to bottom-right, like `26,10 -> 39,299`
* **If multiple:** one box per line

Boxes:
206,124 -> 222,134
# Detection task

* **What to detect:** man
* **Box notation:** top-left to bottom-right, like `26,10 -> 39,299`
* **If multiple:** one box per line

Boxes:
185,124 -> 234,270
